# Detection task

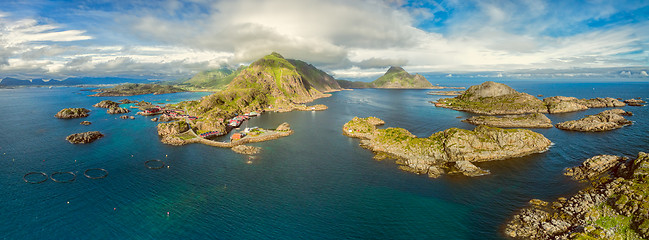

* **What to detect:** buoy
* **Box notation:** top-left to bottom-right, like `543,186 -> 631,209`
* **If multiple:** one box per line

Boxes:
166,212 -> 170,216
67,201 -> 69,204
114,208 -> 117,211
165,155 -> 168,157
167,166 -> 170,168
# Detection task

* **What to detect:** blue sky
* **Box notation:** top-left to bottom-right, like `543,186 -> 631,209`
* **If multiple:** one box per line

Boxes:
1,0 -> 648,80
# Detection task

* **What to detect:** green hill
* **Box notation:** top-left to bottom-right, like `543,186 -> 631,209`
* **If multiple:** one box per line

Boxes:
170,52 -> 341,133
371,66 -> 433,88
182,67 -> 242,90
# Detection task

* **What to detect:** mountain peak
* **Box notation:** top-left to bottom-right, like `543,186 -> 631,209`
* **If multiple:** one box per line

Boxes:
269,52 -> 285,59
386,66 -> 405,74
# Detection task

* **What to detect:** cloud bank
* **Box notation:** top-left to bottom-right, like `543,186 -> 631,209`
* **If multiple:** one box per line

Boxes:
0,0 -> 648,80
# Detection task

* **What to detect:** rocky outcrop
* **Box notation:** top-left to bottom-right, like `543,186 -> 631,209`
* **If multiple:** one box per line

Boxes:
93,100 -> 119,108
544,96 -> 626,113
564,155 -> 624,180
66,131 -> 103,144
371,66 -> 433,89
462,113 -> 552,128
579,97 -> 626,108
343,117 -> 551,178
231,145 -> 262,155
505,152 -> 649,239
436,81 -> 548,115
157,121 -> 190,145
119,99 -> 138,104
90,83 -> 184,96
276,122 -> 291,131
625,98 -> 646,106
544,96 -> 589,113
54,108 -> 90,119
555,109 -> 633,132
80,121 -> 91,125
107,107 -> 130,114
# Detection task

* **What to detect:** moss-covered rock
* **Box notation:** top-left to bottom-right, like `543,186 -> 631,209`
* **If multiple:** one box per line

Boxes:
505,152 -> 649,239
555,109 -> 633,132
54,108 -> 90,119
436,81 -> 548,115
462,113 -> 552,128
343,117 -> 551,178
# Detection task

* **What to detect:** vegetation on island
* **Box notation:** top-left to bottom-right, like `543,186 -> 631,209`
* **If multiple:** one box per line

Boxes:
336,66 -> 433,89
343,116 -> 551,178
506,152 -> 649,239
178,67 -> 244,90
90,83 -> 184,96
160,52 -> 341,135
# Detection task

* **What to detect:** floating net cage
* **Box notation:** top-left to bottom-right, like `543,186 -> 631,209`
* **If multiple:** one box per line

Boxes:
83,168 -> 108,179
50,171 -> 76,183
144,159 -> 165,169
23,172 -> 48,184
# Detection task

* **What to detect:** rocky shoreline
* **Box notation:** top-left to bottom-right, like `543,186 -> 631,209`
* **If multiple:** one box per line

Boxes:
462,113 -> 553,128
505,152 -> 649,239
343,117 -> 552,178
555,109 -> 633,132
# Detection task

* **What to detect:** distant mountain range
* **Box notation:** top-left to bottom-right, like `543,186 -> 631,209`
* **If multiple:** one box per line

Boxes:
0,77 -> 153,87
337,66 -> 433,89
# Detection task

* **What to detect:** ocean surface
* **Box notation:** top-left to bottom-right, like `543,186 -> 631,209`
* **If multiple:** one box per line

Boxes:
1,79 -> 648,239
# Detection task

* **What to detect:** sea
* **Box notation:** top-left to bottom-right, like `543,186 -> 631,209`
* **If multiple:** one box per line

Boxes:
1,78 -> 648,239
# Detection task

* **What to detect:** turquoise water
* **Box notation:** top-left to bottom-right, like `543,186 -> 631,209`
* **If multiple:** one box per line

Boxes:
1,80 -> 648,239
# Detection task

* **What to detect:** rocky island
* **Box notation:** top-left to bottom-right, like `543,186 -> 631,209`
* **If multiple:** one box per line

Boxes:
343,117 -> 552,178
435,81 -> 548,115
505,152 -> 649,239
107,106 -> 130,114
462,113 -> 553,128
54,108 -> 90,119
90,83 -> 185,96
555,109 -> 633,132
66,131 -> 104,144
625,98 -> 646,106
544,96 -> 626,113
93,100 -> 120,108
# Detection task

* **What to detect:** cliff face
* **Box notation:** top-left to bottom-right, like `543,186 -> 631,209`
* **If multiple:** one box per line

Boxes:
371,66 -> 433,89
287,59 -> 341,92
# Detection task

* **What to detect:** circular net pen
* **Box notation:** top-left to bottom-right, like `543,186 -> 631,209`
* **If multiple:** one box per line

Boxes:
23,172 -> 48,184
84,168 -> 108,179
144,159 -> 165,169
50,171 -> 76,183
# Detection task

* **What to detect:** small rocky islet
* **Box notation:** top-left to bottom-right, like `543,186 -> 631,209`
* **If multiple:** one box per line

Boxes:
505,152 -> 649,239
555,109 -> 633,132
66,131 -> 103,144
54,108 -> 90,119
342,117 -> 552,178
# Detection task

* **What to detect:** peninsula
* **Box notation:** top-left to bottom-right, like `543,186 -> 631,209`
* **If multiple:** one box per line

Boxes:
342,117 -> 551,178
154,52 -> 341,148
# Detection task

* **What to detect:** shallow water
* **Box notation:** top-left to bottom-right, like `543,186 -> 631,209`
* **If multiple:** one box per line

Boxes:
0,79 -> 648,239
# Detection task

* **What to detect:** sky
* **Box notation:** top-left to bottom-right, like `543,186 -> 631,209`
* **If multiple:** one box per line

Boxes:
1,0 -> 648,80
